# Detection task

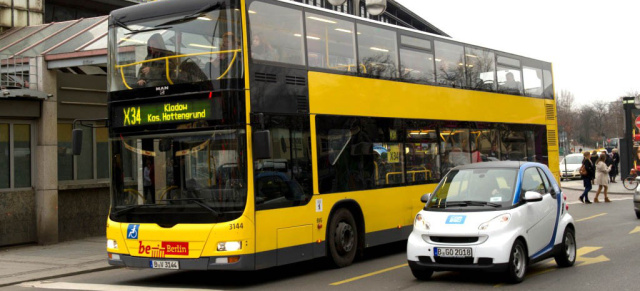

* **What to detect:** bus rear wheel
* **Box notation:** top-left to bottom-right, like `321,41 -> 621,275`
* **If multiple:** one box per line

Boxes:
328,208 -> 358,268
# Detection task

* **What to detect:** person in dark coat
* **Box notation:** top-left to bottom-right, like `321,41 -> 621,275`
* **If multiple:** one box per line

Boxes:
603,150 -> 613,181
580,151 -> 595,204
611,148 -> 620,182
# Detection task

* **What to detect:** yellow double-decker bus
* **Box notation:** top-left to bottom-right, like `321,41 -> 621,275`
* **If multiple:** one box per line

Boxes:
104,0 -> 559,270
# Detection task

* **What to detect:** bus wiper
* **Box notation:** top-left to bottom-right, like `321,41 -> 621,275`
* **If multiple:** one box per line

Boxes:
446,201 -> 501,208
111,204 -> 156,216
114,18 -> 131,31
124,26 -> 172,35
160,198 -> 220,217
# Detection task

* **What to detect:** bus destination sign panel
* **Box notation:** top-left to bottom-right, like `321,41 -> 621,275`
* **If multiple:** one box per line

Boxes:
113,99 -> 217,128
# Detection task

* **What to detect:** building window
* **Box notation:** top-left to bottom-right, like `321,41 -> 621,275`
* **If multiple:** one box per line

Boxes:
0,122 -> 33,189
58,123 -> 109,182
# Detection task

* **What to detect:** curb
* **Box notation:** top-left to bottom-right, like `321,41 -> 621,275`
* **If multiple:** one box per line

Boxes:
0,263 -> 118,288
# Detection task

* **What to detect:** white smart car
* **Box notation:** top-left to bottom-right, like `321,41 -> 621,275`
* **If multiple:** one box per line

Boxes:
407,161 -> 576,283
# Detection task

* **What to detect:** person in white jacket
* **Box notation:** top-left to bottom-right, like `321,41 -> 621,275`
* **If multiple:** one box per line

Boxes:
594,154 -> 612,203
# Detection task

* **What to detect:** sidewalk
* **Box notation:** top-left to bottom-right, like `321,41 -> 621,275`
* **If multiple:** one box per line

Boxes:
0,236 -> 116,287
560,175 -> 634,195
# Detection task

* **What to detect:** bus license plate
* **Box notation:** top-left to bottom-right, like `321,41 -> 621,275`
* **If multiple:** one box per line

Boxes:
150,260 -> 179,269
434,247 -> 472,258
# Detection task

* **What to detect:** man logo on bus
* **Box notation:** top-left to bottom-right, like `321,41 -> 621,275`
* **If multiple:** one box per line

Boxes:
127,224 -> 139,239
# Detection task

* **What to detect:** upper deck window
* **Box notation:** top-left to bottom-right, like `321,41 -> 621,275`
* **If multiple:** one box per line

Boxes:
249,1 -> 305,66
434,41 -> 466,88
465,47 -> 496,92
109,7 -> 243,93
523,66 -> 543,97
305,13 -> 356,72
497,56 -> 523,95
357,23 -> 398,78
543,70 -> 554,99
401,35 -> 431,51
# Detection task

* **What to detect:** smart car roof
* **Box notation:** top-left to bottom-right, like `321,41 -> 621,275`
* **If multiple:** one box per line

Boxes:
452,161 -> 525,171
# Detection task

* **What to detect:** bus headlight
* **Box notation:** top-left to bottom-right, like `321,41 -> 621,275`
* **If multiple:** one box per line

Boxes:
217,241 -> 242,252
478,214 -> 511,231
107,239 -> 118,250
414,214 -> 430,230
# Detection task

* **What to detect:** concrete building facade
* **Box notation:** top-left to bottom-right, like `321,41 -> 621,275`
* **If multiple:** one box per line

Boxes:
0,0 -> 445,247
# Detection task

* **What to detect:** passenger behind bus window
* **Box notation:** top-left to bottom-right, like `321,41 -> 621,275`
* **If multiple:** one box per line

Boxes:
205,32 -> 242,79
504,72 -> 519,89
251,34 -> 278,62
137,33 -> 175,87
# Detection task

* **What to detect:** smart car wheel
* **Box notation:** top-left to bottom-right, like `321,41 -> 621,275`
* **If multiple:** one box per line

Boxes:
410,266 -> 433,281
554,227 -> 576,267
635,210 -> 640,219
328,208 -> 358,267
506,240 -> 527,283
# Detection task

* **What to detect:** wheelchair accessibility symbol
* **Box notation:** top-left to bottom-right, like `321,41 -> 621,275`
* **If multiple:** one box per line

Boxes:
127,224 -> 139,239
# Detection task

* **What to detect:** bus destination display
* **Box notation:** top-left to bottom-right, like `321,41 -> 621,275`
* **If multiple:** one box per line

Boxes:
113,99 -> 217,128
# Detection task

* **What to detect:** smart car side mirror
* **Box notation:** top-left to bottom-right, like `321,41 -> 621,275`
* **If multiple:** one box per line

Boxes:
524,191 -> 543,202
420,193 -> 432,203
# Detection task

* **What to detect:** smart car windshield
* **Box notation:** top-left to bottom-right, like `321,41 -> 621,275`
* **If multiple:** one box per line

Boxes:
426,168 -> 518,210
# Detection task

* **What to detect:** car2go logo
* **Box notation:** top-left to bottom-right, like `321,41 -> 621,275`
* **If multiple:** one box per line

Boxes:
446,215 -> 466,224
139,241 -> 189,258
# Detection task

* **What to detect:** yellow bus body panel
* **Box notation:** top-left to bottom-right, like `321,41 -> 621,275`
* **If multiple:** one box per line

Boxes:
308,71 -> 546,125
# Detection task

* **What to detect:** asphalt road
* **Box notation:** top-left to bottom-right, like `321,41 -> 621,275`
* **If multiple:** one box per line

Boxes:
3,188 -> 639,291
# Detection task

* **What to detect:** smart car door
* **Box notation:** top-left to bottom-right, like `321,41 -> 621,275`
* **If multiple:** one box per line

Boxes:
533,167 -> 559,254
520,167 -> 555,254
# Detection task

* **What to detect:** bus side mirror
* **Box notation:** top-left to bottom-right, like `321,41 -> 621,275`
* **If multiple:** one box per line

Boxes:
253,130 -> 272,160
72,129 -> 83,155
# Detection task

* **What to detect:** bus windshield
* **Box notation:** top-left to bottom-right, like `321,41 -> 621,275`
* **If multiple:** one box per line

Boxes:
109,4 -> 243,92
110,129 -> 247,224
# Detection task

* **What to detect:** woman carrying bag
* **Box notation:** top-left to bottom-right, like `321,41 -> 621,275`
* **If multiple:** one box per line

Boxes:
579,151 -> 594,204
594,153 -> 612,203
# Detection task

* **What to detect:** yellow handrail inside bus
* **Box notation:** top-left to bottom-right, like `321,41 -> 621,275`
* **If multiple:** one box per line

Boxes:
124,188 -> 145,203
115,49 -> 242,90
385,169 -> 431,184
159,186 -> 179,200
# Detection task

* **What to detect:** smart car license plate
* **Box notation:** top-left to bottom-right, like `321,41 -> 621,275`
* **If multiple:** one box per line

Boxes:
434,247 -> 472,258
150,260 -> 179,269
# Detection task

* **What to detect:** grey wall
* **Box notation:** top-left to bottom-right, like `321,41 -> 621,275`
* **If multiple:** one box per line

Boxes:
0,190 -> 36,246
56,71 -> 107,121
58,186 -> 110,242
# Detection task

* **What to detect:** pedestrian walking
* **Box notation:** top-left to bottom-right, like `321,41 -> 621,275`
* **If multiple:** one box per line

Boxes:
611,148 -> 620,183
604,150 -> 613,182
590,150 -> 598,184
594,154 -> 612,203
579,151 -> 594,204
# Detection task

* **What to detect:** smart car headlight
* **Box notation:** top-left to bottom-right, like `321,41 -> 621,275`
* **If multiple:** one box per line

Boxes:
478,214 -> 511,231
414,213 -> 430,230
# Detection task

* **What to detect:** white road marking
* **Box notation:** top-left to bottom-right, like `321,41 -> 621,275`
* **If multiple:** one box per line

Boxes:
19,281 -> 224,291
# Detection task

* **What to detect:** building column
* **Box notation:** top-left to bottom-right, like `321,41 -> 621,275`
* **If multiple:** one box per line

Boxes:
35,56 -> 58,244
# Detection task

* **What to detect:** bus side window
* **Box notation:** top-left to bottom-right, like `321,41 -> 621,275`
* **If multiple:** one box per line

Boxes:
255,115 -> 312,211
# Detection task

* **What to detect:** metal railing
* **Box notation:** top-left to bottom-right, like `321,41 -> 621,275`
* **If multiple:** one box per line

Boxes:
0,54 -> 38,92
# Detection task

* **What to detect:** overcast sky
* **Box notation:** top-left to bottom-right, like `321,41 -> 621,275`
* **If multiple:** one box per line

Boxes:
396,0 -> 640,105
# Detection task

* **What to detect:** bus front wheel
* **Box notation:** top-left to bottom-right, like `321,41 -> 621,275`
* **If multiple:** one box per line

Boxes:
328,208 -> 358,268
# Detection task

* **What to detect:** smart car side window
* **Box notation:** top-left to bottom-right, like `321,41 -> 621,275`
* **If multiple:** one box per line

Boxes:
521,168 -> 545,195
536,168 -> 554,197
